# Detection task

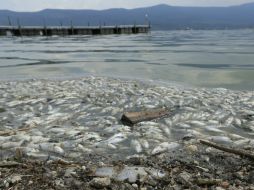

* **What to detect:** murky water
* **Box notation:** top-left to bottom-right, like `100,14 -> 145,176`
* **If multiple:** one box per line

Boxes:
0,30 -> 254,90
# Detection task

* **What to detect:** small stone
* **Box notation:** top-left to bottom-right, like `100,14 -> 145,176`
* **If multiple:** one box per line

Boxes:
4,180 -> 9,188
178,171 -> 191,185
55,179 -> 64,187
28,181 -> 33,185
186,145 -> 198,153
64,168 -> 77,177
215,187 -> 225,190
132,183 -> 138,189
123,183 -> 136,190
9,175 -> 22,184
98,161 -> 105,167
84,165 -> 97,175
81,166 -> 86,170
220,181 -> 230,188
90,177 -> 111,189
248,171 -> 254,183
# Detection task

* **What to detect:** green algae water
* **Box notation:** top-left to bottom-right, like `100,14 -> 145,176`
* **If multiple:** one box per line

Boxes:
0,29 -> 254,90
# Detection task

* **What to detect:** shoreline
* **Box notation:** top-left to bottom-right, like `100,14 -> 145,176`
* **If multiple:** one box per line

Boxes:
0,76 -> 254,189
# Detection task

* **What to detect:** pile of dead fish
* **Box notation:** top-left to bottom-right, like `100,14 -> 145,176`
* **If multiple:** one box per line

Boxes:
0,76 -> 253,161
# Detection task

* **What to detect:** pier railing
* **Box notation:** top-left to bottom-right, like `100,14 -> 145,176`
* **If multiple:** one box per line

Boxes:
0,25 -> 150,36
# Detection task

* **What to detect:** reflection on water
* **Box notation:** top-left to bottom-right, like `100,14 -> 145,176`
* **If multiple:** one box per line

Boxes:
0,30 -> 254,90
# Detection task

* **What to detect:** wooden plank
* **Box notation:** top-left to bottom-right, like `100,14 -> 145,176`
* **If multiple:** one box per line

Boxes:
121,108 -> 170,126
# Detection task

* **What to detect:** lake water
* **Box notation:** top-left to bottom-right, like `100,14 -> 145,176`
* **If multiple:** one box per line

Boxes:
0,30 -> 254,90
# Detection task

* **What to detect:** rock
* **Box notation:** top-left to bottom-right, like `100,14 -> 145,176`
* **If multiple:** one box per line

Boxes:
4,180 -> 9,188
220,181 -> 230,188
178,172 -> 191,185
90,177 -> 111,189
64,168 -> 77,178
55,179 -> 65,187
28,181 -> 33,185
248,171 -> 254,183
123,183 -> 136,190
215,187 -> 225,190
9,175 -> 22,184
186,145 -> 198,153
81,166 -> 86,171
132,184 -> 138,189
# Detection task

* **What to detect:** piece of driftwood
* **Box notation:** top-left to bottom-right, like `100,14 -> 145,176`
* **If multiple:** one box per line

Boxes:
0,126 -> 36,136
121,108 -> 170,126
195,178 -> 222,186
200,139 -> 254,160
0,161 -> 22,167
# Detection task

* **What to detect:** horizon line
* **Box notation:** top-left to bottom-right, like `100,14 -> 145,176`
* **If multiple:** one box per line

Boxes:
0,2 -> 253,13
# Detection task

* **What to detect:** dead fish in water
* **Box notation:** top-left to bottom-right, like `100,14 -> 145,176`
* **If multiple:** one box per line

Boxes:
207,120 -> 220,125
204,126 -> 223,133
130,139 -> 142,153
76,144 -> 92,153
159,125 -> 171,136
140,139 -> 149,149
224,116 -> 234,126
105,133 -> 127,144
38,143 -> 65,155
176,123 -> 191,129
1,141 -> 25,149
95,133 -> 127,148
151,142 -> 180,155
207,136 -> 232,144
188,121 -> 206,127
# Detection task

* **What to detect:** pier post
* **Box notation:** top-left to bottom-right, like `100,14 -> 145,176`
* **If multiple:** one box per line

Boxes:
17,18 -> 22,36
7,16 -> 13,36
133,22 -> 137,34
43,19 -> 48,36
71,20 -> 74,35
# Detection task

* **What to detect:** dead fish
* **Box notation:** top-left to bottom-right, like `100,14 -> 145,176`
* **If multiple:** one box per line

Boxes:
1,141 -> 25,149
160,125 -> 171,136
151,142 -> 180,155
208,136 -> 232,144
30,136 -> 50,144
39,143 -> 65,155
105,133 -> 127,144
94,166 -> 166,183
204,126 -> 223,133
224,116 -> 234,126
176,123 -> 191,129
131,139 -> 142,153
234,118 -> 242,126
164,119 -> 173,127
76,144 -> 92,153
140,139 -> 149,149
189,121 -> 206,127
207,120 -> 220,125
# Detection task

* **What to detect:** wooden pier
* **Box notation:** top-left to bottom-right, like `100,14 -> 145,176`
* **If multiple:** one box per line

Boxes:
0,25 -> 150,36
